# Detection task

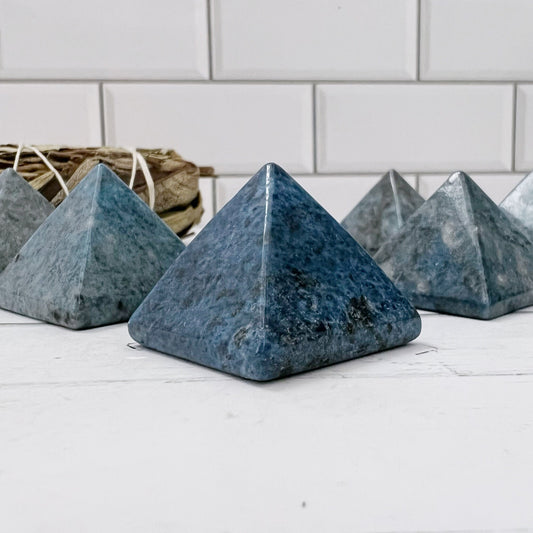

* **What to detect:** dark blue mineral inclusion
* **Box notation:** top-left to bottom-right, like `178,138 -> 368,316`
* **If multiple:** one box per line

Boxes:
0,164 -> 184,329
500,170 -> 533,240
129,163 -> 421,381
374,171 -> 533,320
341,169 -> 424,256
0,168 -> 54,272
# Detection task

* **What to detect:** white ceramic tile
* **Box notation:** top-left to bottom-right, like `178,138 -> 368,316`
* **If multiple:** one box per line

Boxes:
419,173 -> 524,203
104,83 -> 313,174
316,84 -> 513,173
0,0 -> 208,79
215,177 -> 248,211
216,174 -> 416,221
0,83 -> 101,144
421,0 -> 533,80
515,85 -> 533,171
212,0 -> 417,80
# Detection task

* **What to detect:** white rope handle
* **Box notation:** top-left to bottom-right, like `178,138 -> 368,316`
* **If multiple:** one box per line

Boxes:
126,147 -> 155,210
127,147 -> 138,189
14,144 -> 69,197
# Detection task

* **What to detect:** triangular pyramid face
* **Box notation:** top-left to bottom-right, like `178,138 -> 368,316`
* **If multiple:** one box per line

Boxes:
341,170 -> 424,256
129,163 -> 421,381
500,170 -> 533,239
0,168 -> 54,271
374,172 -> 533,319
0,164 -> 184,329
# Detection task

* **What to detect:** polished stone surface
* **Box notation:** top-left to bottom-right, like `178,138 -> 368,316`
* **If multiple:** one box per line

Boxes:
341,170 -> 424,256
0,168 -> 54,272
375,171 -> 533,319
0,164 -> 184,329
500,170 -> 533,239
129,162 -> 421,381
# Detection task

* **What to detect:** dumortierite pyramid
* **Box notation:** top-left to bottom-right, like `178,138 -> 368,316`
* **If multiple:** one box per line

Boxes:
0,168 -> 53,271
129,163 -> 421,381
0,164 -> 184,329
374,171 -> 533,320
341,170 -> 424,256
500,170 -> 533,239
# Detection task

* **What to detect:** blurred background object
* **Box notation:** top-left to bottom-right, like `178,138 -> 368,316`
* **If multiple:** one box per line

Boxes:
0,145 -> 215,236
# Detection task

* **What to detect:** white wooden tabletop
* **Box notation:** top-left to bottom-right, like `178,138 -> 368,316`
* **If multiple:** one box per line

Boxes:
1,307 -> 533,532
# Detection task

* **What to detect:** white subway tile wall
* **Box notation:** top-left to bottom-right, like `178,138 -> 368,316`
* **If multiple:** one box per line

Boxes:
0,84 -> 101,145
316,84 -> 513,173
103,83 -> 313,173
515,85 -> 533,170
0,0 -> 530,227
0,0 -> 209,79
421,0 -> 533,81
211,0 -> 418,80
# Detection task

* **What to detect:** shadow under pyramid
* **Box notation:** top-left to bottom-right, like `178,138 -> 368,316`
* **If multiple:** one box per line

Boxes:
129,163 -> 421,381
0,164 -> 184,329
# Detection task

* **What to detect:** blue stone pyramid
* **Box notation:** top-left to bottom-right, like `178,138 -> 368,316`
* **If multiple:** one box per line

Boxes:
341,170 -> 424,256
374,171 -> 533,319
0,164 -> 184,329
129,163 -> 421,381
0,168 -> 54,272
500,170 -> 533,240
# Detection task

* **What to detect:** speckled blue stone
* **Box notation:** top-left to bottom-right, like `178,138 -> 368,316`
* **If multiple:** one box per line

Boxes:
500,170 -> 533,240
129,163 -> 421,381
0,168 -> 54,272
0,164 -> 184,329
341,170 -> 424,256
374,171 -> 533,320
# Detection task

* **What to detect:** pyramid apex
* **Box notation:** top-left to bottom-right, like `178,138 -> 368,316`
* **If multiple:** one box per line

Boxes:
67,163 -> 129,202
0,168 -> 27,189
1,167 -> 21,179
387,169 -> 403,180
376,169 -> 413,189
447,171 -> 481,191
88,162 -> 122,181
246,163 -> 298,192
448,170 -> 471,183
259,162 -> 292,179
341,169 -> 423,256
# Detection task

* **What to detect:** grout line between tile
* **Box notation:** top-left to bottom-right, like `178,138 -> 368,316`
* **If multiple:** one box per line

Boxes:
312,84 -> 317,173
0,79 -> 526,85
511,83 -> 518,172
211,176 -> 218,213
206,0 -> 214,80
98,82 -> 106,145
415,0 -> 422,81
